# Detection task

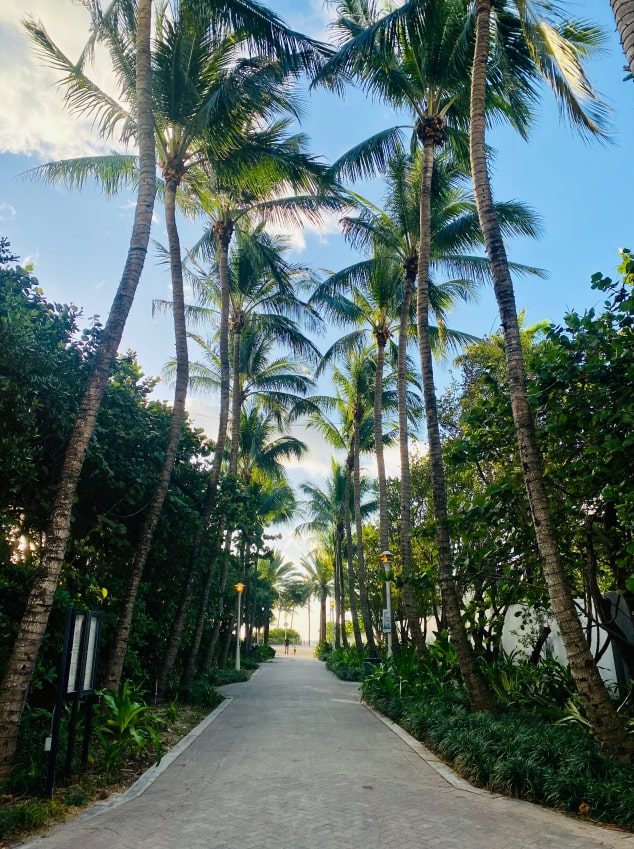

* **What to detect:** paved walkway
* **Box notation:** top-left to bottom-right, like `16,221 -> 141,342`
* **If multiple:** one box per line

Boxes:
17,651 -> 633,849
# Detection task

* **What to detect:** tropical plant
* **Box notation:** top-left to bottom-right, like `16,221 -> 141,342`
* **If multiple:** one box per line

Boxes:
0,0 -> 156,778
469,0 -> 631,757
300,547 -> 333,645
611,0 -> 634,78
93,681 -> 164,773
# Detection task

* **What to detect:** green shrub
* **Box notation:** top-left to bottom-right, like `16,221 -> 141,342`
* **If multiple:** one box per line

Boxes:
255,644 -> 275,661
93,681 -> 164,773
484,652 -> 575,718
0,799 -> 55,842
362,679 -> 634,831
181,675 -> 223,709
267,628 -> 300,644
326,647 -> 367,681
210,668 -> 249,685
314,640 -> 332,660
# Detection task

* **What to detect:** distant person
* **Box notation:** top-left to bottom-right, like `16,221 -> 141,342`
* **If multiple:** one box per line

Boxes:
284,636 -> 290,655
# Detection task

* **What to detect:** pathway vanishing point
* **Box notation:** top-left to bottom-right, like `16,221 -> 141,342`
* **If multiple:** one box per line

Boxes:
16,647 -> 634,849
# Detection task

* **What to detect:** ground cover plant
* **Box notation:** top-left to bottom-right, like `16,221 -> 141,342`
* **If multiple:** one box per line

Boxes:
0,663 -> 244,846
322,642 -> 634,832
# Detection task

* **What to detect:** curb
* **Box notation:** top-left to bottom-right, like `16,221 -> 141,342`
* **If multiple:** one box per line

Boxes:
16,697 -> 233,847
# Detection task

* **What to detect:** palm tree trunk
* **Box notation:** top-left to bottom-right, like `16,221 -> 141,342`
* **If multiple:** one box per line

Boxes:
351,429 -> 375,652
156,223 -> 233,694
396,267 -> 427,653
344,457 -> 363,649
471,0 -> 632,755
611,0 -> 634,77
320,590 -> 327,644
106,175 -> 189,689
181,542 -> 221,687
229,315 -> 243,475
0,0 -> 156,776
374,335 -> 389,554
417,129 -> 494,710
203,531 -> 233,669
398,263 -> 416,628
334,528 -> 343,649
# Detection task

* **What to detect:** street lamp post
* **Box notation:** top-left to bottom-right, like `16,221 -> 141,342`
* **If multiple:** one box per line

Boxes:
379,551 -> 393,658
235,583 -> 245,671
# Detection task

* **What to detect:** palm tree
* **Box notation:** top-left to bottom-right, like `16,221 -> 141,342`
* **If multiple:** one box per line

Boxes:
21,0 -> 322,692
183,400 -> 305,681
300,547 -> 333,645
259,550 -> 298,645
0,0 -> 156,776
298,460 -> 350,649
611,0 -> 634,77
318,2 -> 527,706
103,4 -> 324,688
470,0 -> 632,757
314,146 -> 542,656
157,230 -> 320,692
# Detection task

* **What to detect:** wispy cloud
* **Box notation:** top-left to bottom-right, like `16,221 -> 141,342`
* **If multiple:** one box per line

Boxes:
0,202 -> 16,221
1,2 -> 126,160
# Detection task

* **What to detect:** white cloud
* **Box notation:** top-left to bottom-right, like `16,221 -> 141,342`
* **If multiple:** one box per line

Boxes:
0,202 -> 16,221
1,2 -> 126,159
265,208 -> 343,256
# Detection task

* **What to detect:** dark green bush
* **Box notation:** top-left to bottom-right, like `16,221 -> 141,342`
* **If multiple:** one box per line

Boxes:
182,675 -> 223,709
255,644 -> 275,661
314,640 -> 332,660
93,681 -> 164,773
326,647 -> 367,681
344,645 -> 634,831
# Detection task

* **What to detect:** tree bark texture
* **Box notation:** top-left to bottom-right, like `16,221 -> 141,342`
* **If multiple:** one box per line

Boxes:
417,132 -> 493,708
0,0 -> 156,776
106,176 -> 189,689
611,0 -> 634,77
471,0 -> 632,757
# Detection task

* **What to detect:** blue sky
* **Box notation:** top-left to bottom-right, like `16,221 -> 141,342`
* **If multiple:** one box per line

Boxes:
1,0 -> 633,568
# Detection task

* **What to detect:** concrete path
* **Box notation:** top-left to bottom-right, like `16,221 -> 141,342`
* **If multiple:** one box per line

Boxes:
17,651 -> 633,849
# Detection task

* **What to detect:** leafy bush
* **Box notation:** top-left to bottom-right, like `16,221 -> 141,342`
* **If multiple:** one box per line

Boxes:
181,675 -> 223,709
326,647 -> 367,681
314,640 -> 332,660
362,678 -> 634,830
209,668 -> 249,685
484,652 -> 575,718
267,628 -> 300,644
93,681 -> 164,773
255,644 -> 275,661
323,641 -> 634,831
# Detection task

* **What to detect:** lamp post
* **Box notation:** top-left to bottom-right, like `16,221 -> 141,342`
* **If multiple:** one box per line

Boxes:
379,551 -> 393,658
235,583 -> 245,671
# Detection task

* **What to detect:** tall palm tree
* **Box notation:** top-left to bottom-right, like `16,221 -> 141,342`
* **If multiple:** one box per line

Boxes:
298,460 -> 351,649
318,2 -> 527,706
157,229 -> 320,691
470,0 -> 632,757
103,5 -> 326,688
154,114 -> 338,687
314,147 -> 541,655
22,0 -> 323,692
183,400 -> 305,682
300,547 -> 333,645
611,0 -> 634,76
332,351 -> 386,652
0,0 -> 156,776
259,550 -> 298,645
